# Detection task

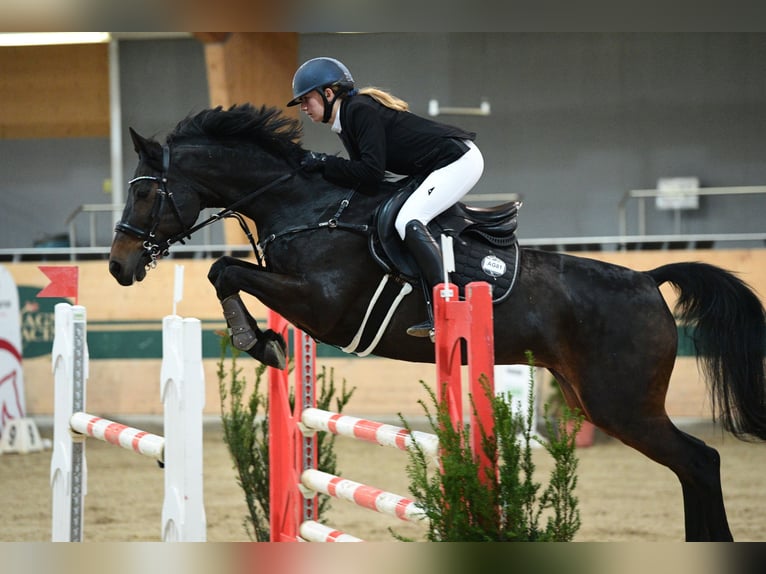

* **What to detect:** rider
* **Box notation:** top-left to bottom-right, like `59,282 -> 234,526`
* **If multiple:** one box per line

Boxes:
288,57 -> 484,338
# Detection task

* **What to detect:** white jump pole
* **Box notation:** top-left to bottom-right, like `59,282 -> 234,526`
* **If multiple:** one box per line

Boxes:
50,305 -> 206,542
50,303 -> 88,542
160,314 -> 206,542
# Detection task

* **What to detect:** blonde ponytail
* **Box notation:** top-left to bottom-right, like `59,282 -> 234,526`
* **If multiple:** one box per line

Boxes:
358,87 -> 409,111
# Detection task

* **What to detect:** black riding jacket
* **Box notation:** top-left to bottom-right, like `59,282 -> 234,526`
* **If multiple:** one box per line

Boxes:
322,94 -> 475,192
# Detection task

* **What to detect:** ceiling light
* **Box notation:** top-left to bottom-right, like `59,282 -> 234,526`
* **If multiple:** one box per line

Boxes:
0,32 -> 111,47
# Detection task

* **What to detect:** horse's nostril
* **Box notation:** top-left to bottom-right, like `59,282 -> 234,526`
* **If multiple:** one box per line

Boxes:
109,260 -> 122,278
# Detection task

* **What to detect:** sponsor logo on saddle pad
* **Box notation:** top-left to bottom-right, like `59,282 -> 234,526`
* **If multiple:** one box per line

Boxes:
481,255 -> 506,278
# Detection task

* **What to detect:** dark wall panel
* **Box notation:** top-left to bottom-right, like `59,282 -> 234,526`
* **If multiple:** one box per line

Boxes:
297,33 -> 766,240
1,34 -> 765,250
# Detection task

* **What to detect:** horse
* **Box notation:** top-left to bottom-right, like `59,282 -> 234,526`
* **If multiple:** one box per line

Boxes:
108,103 -> 766,541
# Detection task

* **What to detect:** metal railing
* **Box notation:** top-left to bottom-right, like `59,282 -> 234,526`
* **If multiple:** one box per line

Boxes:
0,243 -> 256,263
3,232 -> 765,263
618,185 -> 766,236
2,189 -> 765,262
518,232 -> 766,252
65,204 -> 119,249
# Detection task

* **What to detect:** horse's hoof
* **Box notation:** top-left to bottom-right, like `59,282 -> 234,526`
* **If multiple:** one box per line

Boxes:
261,339 -> 287,370
247,339 -> 286,369
246,330 -> 287,369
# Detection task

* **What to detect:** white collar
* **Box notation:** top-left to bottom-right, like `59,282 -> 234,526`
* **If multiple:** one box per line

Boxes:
330,100 -> 343,134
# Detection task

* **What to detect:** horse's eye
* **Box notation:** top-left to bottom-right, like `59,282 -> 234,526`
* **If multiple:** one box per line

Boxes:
134,184 -> 151,200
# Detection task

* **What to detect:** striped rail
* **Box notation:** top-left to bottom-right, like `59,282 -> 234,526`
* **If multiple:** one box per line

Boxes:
301,469 -> 426,522
299,520 -> 363,543
69,412 -> 165,462
300,408 -> 439,459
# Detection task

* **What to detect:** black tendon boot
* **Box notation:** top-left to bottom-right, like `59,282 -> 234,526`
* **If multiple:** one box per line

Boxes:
221,294 -> 287,369
221,294 -> 258,350
403,220 -> 444,339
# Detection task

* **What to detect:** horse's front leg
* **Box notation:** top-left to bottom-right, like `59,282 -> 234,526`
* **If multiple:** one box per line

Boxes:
208,256 -> 261,298
219,292 -> 288,369
208,256 -> 310,369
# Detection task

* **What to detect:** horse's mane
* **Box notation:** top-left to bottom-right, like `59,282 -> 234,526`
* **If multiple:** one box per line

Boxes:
167,103 -> 305,160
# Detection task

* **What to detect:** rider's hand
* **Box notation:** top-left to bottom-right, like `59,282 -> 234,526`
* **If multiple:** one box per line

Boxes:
301,151 -> 328,172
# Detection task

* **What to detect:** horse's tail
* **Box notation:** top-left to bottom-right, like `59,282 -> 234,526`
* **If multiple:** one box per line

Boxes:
648,262 -> 766,441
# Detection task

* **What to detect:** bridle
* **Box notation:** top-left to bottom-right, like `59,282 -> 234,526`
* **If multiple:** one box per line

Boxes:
114,145 -> 191,268
115,143 -> 296,269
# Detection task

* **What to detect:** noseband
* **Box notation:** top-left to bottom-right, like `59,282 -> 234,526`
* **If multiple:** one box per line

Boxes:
115,145 -> 193,268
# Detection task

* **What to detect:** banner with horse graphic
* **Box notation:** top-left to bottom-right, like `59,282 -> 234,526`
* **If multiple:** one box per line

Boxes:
0,265 -> 27,441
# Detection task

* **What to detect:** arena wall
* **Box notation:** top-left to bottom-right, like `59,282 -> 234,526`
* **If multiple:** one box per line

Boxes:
6,248 -> 765,421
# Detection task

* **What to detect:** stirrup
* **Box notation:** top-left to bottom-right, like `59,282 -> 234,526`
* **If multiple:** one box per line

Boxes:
406,320 -> 435,342
221,295 -> 258,351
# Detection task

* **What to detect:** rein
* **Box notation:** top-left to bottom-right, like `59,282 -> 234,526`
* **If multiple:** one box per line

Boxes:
116,142 -> 368,269
256,189 -> 369,260
115,143 -> 297,267
163,170 -> 295,263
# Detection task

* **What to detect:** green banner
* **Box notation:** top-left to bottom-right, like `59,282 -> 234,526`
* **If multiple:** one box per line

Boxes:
16,285 -> 700,360
18,286 -> 69,358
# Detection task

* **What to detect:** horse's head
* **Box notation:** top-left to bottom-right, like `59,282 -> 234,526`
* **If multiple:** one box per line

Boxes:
109,104 -> 321,287
108,128 -> 203,286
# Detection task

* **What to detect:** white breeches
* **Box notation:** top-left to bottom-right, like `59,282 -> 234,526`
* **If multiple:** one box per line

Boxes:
394,140 -> 484,239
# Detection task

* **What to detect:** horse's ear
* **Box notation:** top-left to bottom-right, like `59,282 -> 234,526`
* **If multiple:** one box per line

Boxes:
129,127 -> 152,156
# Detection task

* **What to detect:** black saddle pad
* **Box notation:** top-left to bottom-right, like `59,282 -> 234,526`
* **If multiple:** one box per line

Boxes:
450,237 -> 520,304
369,184 -> 521,303
369,230 -> 520,304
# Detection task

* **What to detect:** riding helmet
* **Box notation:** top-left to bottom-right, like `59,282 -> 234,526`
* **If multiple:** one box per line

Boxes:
287,57 -> 355,107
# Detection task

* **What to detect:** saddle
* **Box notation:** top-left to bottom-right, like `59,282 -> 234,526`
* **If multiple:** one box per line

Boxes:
369,181 -> 522,304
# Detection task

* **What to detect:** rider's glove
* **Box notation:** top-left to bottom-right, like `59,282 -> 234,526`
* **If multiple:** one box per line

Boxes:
301,151 -> 329,173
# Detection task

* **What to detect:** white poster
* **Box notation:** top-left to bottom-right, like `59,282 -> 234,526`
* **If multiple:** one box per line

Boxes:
494,363 -> 537,435
0,265 -> 26,437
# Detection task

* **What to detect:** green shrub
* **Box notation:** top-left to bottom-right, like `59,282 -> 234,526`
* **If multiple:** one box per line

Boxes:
216,334 -> 354,541
399,357 -> 581,541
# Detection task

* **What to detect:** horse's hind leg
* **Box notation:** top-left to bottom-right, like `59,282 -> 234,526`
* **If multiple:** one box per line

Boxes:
555,287 -> 734,541
582,383 -> 732,541
674,429 -> 731,541
626,419 -> 731,541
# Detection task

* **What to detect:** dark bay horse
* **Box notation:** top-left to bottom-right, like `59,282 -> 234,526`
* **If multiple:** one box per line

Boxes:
108,104 -> 766,541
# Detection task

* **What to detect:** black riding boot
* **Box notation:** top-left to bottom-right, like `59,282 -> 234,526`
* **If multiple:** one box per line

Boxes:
403,220 -> 444,339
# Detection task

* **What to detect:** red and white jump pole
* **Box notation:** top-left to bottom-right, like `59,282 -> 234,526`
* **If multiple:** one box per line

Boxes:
50,304 -> 206,542
68,413 -> 165,460
268,281 -> 496,542
300,408 -> 439,459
